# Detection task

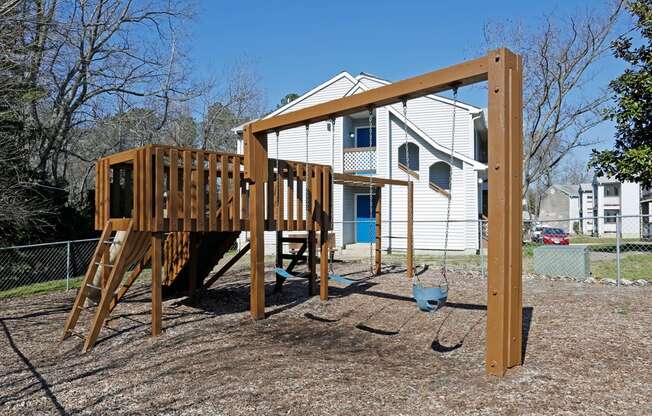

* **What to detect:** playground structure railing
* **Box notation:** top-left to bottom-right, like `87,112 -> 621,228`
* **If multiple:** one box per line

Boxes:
95,144 -> 333,233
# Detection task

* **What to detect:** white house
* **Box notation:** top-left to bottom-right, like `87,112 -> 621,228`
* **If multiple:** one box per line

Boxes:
538,185 -> 581,233
236,71 -> 489,253
540,175 -> 641,237
592,176 -> 640,237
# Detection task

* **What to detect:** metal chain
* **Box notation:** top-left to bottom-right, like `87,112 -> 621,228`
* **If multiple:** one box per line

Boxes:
441,87 -> 459,289
329,117 -> 336,274
275,131 -> 280,210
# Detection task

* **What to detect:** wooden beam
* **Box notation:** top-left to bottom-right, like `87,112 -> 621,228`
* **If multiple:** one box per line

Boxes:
485,48 -> 523,376
248,128 -> 267,319
407,181 -> 414,280
375,187 -> 382,275
249,55 -> 489,133
169,149 -> 179,232
151,232 -> 162,336
320,167 -> 329,300
204,242 -> 251,289
209,153 -> 217,231
334,172 -> 408,187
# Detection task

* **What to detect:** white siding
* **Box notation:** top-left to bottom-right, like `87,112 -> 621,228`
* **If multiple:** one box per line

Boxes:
238,72 -> 481,253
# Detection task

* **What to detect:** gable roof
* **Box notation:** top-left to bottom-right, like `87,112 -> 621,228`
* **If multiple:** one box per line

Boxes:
551,184 -> 580,197
234,70 -> 488,170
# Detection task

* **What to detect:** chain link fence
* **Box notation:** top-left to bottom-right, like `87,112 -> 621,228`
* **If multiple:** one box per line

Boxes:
1,214 -> 650,300
0,238 -> 99,299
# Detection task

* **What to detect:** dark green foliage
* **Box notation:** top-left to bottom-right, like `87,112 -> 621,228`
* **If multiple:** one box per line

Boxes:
590,0 -> 652,186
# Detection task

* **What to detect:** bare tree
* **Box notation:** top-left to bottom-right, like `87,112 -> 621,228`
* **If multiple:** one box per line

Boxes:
4,0 -> 195,185
483,1 -> 625,214
198,59 -> 265,152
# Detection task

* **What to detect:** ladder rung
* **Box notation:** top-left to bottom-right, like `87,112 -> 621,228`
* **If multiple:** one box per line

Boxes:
102,240 -> 120,245
76,305 -> 94,311
95,262 -> 114,268
69,330 -> 85,339
86,284 -> 102,291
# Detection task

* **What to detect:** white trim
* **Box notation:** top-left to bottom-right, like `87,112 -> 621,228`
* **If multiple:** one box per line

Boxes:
355,75 -> 482,112
351,77 -> 486,170
265,71 -> 358,119
387,105 -> 486,170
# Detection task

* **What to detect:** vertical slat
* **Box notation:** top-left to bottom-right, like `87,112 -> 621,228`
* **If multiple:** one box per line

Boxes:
155,147 -> 165,231
169,149 -> 179,232
267,161 -> 275,228
145,146 -> 153,231
133,155 -> 140,229
287,163 -> 295,231
183,150 -> 192,231
277,161 -> 285,231
102,159 -> 111,221
95,161 -> 100,229
139,149 -> 146,230
233,156 -> 241,230
221,155 -> 229,231
306,165 -> 313,231
209,153 -> 217,231
196,151 -> 205,231
296,164 -> 304,230
313,166 -> 322,231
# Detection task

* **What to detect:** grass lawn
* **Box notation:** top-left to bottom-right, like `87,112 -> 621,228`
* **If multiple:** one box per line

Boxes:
591,253 -> 652,281
0,277 -> 83,300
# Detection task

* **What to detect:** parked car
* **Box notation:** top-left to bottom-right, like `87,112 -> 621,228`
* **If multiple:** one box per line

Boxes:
531,224 -> 551,243
541,227 -> 569,245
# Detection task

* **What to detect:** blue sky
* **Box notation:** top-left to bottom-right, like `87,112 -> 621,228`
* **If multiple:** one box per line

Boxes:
189,0 -> 629,166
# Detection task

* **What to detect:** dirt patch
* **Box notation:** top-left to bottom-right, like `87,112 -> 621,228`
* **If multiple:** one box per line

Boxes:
0,260 -> 650,415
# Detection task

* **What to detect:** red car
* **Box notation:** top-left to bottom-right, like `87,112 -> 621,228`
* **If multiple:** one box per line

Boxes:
542,227 -> 569,245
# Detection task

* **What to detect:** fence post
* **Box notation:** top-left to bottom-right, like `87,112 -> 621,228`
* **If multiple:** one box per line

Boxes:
616,215 -> 621,288
66,241 -> 71,291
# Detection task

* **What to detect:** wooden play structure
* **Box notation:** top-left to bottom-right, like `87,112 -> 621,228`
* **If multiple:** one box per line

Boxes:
62,48 -> 522,377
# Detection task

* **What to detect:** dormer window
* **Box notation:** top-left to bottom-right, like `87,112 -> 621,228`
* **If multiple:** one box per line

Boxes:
398,142 -> 419,178
429,161 -> 451,197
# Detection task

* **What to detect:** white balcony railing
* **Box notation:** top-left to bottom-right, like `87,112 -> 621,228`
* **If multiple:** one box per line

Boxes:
343,147 -> 376,173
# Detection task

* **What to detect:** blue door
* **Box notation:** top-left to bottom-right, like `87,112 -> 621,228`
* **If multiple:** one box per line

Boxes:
356,194 -> 377,243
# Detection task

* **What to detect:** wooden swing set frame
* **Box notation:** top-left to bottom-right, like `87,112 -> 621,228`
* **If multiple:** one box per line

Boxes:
244,48 -> 523,377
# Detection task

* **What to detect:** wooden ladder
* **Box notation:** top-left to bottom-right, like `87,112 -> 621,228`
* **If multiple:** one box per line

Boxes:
61,219 -> 150,352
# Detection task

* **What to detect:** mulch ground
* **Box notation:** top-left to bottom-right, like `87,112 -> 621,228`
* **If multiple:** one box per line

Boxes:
0,260 -> 650,415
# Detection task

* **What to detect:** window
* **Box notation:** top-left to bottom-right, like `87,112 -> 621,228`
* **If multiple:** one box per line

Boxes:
355,127 -> 376,147
604,184 -> 620,197
398,142 -> 419,176
604,209 -> 619,223
429,161 -> 451,196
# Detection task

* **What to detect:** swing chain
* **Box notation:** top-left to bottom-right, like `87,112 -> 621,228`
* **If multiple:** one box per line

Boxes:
441,87 -> 459,288
368,108 -> 375,275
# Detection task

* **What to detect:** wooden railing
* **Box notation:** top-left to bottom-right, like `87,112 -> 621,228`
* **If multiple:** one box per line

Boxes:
95,144 -> 332,233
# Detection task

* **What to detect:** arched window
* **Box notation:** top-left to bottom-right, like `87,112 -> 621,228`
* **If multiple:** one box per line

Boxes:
429,162 -> 451,197
398,142 -> 419,177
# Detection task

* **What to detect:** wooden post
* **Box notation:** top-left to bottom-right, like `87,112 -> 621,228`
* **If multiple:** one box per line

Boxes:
375,187 -> 382,275
486,48 -> 523,376
407,181 -> 414,279
319,167 -> 330,300
188,235 -> 198,303
151,232 -> 162,336
308,231 -> 317,296
275,230 -> 283,289
246,127 -> 267,319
